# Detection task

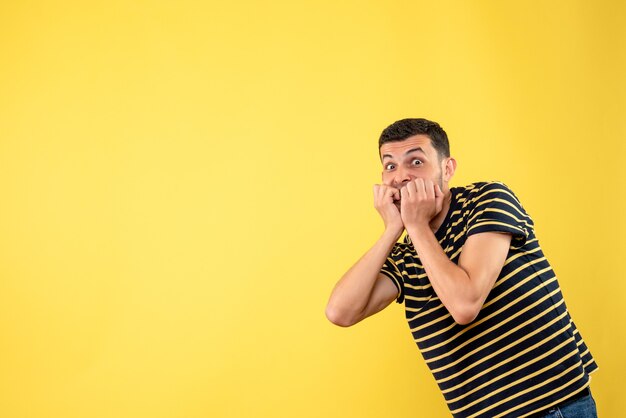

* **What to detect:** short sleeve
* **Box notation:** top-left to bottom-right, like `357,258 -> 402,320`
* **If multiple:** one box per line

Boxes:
466,182 -> 534,249
380,248 -> 405,304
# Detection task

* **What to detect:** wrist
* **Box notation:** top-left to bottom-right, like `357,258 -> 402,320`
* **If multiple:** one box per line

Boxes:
405,221 -> 432,239
383,224 -> 404,242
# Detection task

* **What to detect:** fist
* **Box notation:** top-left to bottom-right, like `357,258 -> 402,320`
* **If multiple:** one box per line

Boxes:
373,184 -> 403,233
399,178 -> 444,229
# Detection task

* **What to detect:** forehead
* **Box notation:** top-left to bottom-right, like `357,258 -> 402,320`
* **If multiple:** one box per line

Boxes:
379,134 -> 434,159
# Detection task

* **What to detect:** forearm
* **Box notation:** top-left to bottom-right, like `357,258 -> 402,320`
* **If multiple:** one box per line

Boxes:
406,224 -> 477,324
326,228 -> 401,322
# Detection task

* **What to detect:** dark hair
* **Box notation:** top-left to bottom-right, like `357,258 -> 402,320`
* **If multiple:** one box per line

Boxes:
379,118 -> 450,160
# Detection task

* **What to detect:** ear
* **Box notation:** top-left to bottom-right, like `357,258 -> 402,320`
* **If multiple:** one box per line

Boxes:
443,157 -> 457,182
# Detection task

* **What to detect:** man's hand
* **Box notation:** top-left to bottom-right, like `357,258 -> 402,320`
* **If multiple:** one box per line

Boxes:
373,184 -> 403,236
400,178 -> 444,231
326,185 -> 405,327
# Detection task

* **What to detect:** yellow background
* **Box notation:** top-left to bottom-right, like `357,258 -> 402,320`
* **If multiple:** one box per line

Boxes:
1,1 -> 624,417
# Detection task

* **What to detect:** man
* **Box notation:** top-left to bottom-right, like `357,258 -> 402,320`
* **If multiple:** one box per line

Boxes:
325,118 -> 598,417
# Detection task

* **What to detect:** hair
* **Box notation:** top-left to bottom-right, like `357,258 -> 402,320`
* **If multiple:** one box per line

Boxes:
378,118 -> 450,160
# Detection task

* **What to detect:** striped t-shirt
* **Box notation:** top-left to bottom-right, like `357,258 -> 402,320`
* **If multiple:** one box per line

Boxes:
380,181 -> 598,418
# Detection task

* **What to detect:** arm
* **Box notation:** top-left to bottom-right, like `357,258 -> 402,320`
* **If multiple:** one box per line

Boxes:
325,229 -> 402,327
325,185 -> 404,327
401,179 -> 511,325
407,226 -> 511,325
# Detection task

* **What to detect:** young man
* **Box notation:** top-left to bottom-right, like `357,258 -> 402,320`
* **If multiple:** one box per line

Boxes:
326,118 -> 598,418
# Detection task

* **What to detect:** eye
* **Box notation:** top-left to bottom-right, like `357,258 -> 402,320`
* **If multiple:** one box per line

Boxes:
385,163 -> 396,170
411,159 -> 423,166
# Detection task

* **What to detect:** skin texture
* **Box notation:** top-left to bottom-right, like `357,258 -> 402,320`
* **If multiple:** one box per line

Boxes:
326,134 -> 512,327
378,134 -> 452,234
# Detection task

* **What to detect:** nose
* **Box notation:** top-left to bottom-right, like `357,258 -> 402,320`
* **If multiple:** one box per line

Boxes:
394,167 -> 414,188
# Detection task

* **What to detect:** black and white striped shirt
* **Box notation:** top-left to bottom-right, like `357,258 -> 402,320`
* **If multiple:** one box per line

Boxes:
381,181 -> 598,418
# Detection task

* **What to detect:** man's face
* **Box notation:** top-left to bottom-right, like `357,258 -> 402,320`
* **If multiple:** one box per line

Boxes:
379,134 -> 445,191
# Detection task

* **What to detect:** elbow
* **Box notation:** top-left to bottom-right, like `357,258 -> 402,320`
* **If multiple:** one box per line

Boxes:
325,304 -> 357,328
452,313 -> 476,326
450,304 -> 481,326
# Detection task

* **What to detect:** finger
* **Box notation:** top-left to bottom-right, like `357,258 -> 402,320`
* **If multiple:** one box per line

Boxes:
434,183 -> 443,198
406,181 -> 417,198
400,189 -> 410,211
414,178 -> 426,198
424,179 -> 435,199
383,186 -> 394,199
375,185 -> 387,205
434,183 -> 444,210
400,185 -> 409,200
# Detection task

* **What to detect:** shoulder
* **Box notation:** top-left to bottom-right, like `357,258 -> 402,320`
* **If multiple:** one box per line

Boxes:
470,180 -> 517,195
454,181 -> 522,206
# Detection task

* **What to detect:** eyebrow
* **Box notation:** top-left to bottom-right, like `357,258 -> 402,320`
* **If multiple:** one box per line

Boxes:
381,147 -> 426,161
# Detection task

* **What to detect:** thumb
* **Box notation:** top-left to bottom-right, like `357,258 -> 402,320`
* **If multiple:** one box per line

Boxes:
435,184 -> 444,207
434,183 -> 443,198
